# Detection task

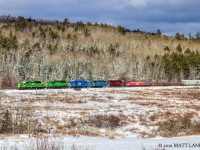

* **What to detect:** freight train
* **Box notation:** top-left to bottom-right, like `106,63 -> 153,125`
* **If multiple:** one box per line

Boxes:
17,80 -> 200,90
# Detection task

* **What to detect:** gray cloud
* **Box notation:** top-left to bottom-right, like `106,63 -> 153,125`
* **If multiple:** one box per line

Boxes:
0,0 -> 199,35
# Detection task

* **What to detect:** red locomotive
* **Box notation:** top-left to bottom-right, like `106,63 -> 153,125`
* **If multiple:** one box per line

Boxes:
107,80 -> 124,87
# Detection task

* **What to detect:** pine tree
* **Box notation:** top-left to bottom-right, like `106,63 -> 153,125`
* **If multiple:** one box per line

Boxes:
156,28 -> 161,35
175,32 -> 181,40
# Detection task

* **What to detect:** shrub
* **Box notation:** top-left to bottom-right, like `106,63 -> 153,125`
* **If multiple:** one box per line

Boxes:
184,48 -> 191,54
32,31 -> 36,38
14,16 -> 27,30
67,34 -> 71,39
67,114 -> 123,129
0,109 -> 13,133
47,43 -> 57,55
83,28 -> 90,37
63,18 -> 69,25
0,33 -> 18,50
164,46 -> 170,52
157,115 -> 200,137
117,25 -> 126,35
176,44 -> 182,53
39,26 -> 46,38
27,136 -> 64,150
146,55 -> 150,60
49,30 -> 59,40
33,42 -> 41,50
108,43 -> 119,55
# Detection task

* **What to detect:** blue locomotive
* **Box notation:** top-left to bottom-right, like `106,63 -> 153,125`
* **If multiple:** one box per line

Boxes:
68,80 -> 88,88
89,80 -> 107,87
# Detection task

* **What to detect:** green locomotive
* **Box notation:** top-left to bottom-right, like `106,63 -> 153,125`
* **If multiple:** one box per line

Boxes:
17,81 -> 43,90
44,81 -> 67,88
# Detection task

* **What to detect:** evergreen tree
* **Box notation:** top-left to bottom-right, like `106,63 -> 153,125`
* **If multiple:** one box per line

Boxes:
63,18 -> 69,25
14,16 -> 27,30
195,32 -> 200,40
188,33 -> 192,39
175,32 -> 181,40
156,28 -> 161,35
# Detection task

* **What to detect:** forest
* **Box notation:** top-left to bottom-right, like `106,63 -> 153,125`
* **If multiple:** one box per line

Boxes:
0,16 -> 200,88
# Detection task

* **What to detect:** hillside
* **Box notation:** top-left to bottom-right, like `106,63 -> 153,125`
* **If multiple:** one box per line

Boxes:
0,16 -> 200,88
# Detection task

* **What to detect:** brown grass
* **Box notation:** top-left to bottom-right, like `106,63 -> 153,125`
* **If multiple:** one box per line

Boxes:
1,87 -> 200,137
156,114 -> 200,137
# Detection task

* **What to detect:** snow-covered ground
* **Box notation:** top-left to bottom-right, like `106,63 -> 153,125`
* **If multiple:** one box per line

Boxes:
1,134 -> 200,150
0,86 -> 200,149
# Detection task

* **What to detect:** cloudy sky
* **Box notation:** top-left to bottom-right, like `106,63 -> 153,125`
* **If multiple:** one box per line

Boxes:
0,0 -> 199,36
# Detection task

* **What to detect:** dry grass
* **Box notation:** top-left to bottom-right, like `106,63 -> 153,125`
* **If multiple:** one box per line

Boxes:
65,114 -> 125,129
27,136 -> 64,150
156,114 -> 200,137
1,87 -> 200,137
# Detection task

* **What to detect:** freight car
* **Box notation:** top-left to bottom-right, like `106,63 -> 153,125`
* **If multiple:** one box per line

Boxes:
107,80 -> 124,87
89,80 -> 107,87
126,81 -> 146,87
18,81 -> 43,90
182,80 -> 200,86
68,80 -> 88,88
45,81 -> 67,88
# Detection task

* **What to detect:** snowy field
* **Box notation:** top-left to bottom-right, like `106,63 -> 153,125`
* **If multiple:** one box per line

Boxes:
0,86 -> 200,149
1,134 -> 200,150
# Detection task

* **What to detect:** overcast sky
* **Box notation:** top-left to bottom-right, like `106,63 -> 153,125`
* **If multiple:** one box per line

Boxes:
0,0 -> 199,36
